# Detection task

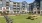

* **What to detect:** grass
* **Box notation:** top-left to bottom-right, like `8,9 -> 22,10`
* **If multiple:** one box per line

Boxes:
0,14 -> 42,23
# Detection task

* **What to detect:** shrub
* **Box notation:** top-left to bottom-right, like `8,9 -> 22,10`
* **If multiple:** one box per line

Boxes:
31,18 -> 34,20
28,16 -> 31,19
28,15 -> 38,20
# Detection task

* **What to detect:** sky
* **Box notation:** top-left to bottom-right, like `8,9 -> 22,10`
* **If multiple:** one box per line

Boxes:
11,0 -> 35,4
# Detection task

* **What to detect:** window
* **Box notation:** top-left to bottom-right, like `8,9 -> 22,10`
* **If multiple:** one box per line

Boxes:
6,4 -> 9,6
6,2 -> 9,3
22,6 -> 25,8
7,11 -> 9,12
37,6 -> 39,8
10,2 -> 13,5
14,11 -> 16,12
17,6 -> 20,7
23,8 -> 25,10
6,0 -> 10,1
0,0 -> 2,1
34,12 -> 36,14
38,11 -> 40,14
13,8 -> 16,9
17,11 -> 19,13
22,11 -> 24,12
34,9 -> 36,10
22,5 -> 25,6
17,3 -> 20,5
17,3 -> 19,4
17,11 -> 19,12
0,1 -> 2,4
23,4 -> 25,5
6,7 -> 9,9
6,2 -> 9,6
0,4 -> 2,7
17,8 -> 20,9
17,8 -> 20,10
13,2 -> 16,4
37,8 -> 39,9
13,5 -> 16,7
34,3 -> 36,5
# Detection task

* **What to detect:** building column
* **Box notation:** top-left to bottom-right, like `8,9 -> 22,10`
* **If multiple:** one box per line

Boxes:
36,11 -> 38,14
40,11 -> 41,14
40,10 -> 42,14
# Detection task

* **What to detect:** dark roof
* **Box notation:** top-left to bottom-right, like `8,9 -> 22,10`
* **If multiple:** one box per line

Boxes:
35,0 -> 40,2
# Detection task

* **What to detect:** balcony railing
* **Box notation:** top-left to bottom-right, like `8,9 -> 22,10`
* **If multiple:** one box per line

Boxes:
0,0 -> 2,1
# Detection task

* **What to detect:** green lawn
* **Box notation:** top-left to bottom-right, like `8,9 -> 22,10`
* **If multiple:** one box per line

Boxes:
0,14 -> 42,23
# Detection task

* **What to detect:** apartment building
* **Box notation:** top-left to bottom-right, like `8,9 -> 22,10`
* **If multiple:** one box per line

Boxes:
13,2 -> 20,14
29,3 -> 34,13
40,0 -> 42,14
33,0 -> 40,14
0,0 -> 29,14
33,1 -> 39,14
30,0 -> 42,14
20,1 -> 28,14
27,4 -> 29,13
13,1 -> 28,14
0,0 -> 10,12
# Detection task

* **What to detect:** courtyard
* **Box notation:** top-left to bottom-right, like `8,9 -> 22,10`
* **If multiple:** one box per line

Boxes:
0,14 -> 42,23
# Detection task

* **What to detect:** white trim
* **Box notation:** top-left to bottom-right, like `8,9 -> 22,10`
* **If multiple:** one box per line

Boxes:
0,10 -> 2,11
9,7 -> 10,11
40,10 -> 42,11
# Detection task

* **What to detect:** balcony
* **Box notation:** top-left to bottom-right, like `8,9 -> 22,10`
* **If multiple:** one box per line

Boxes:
6,3 -> 9,4
6,2 -> 9,3
17,4 -> 20,5
21,10 -> 25,11
17,3 -> 20,4
13,3 -> 16,5
0,0 -> 2,1
13,2 -> 16,4
13,4 -> 16,5
6,4 -> 9,6
17,6 -> 20,8
6,7 -> 9,10
6,9 -> 9,11
13,8 -> 16,11
6,2 -> 9,6
17,11 -> 20,13
13,5 -> 16,7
